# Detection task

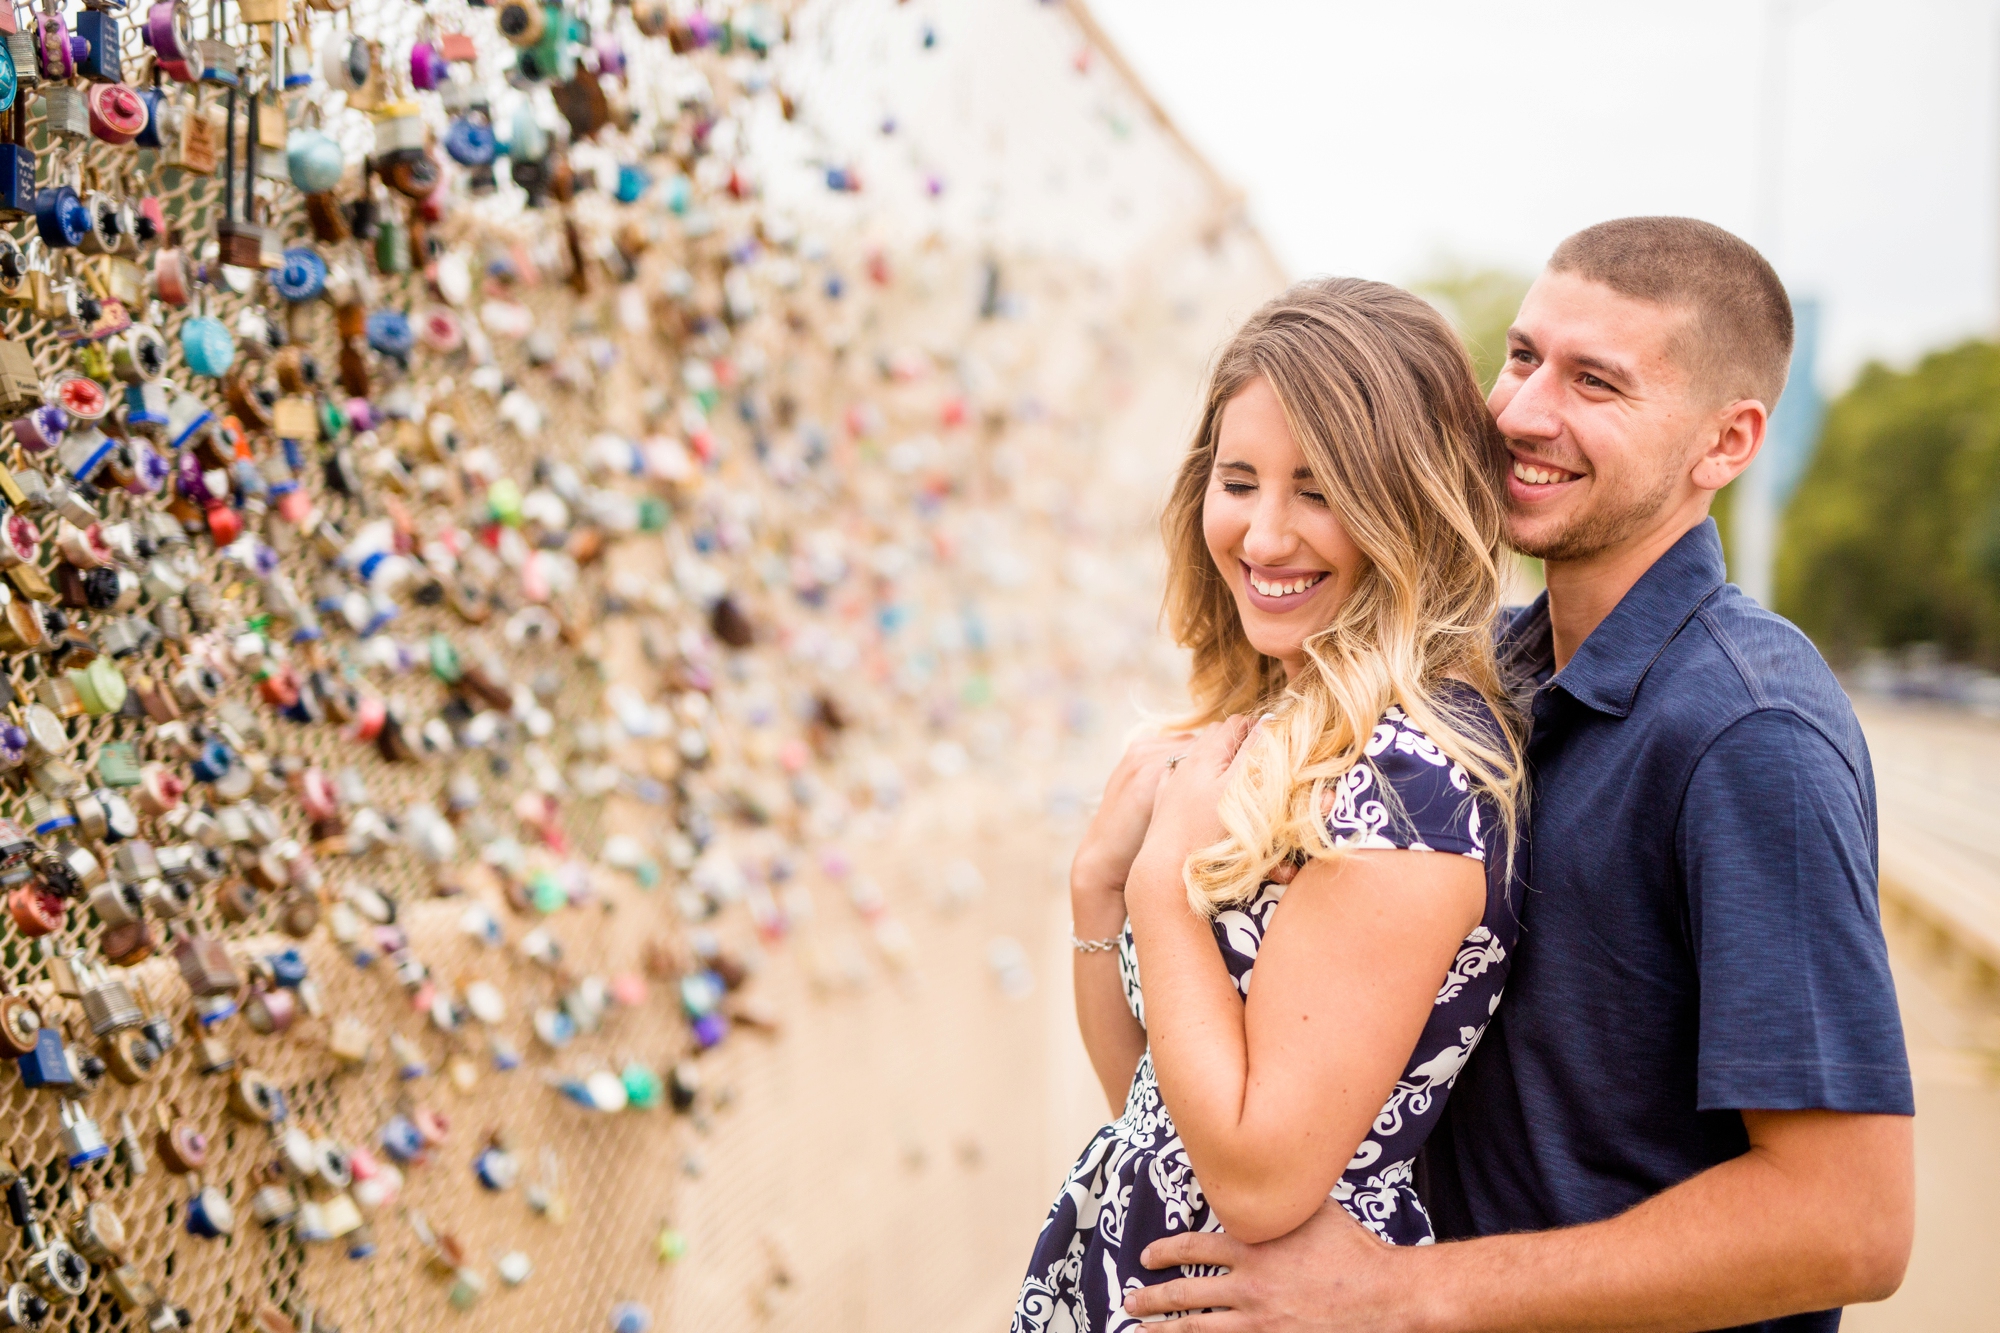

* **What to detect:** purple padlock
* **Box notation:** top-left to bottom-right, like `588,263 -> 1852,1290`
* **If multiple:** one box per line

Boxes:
0,724 -> 27,770
594,37 -> 625,78
175,449 -> 215,505
12,404 -> 65,454
410,41 -> 448,91
144,0 -> 192,66
124,440 -> 170,495
35,11 -> 74,81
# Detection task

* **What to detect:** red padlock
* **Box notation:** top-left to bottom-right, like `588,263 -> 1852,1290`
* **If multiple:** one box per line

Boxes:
256,666 -> 300,710
8,885 -> 66,937
153,247 -> 189,307
135,763 -> 185,815
205,504 -> 242,545
244,982 -> 297,1035
87,84 -> 149,145
54,373 -> 110,422
297,767 -> 340,821
352,695 -> 387,742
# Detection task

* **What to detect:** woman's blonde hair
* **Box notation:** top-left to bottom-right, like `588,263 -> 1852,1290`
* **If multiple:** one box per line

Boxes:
1163,276 -> 1524,914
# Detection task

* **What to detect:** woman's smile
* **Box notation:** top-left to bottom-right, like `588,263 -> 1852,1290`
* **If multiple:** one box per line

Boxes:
1239,561 -> 1331,612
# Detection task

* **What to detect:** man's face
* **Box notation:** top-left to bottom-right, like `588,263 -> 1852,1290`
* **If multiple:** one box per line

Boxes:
1488,271 -> 1708,563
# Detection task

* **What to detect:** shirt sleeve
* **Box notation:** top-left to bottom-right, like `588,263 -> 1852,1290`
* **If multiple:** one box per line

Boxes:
1326,711 -> 1493,862
1678,708 -> 1913,1115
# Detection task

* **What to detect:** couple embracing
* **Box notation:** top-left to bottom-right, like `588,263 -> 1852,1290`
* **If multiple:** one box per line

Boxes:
1014,219 -> 1915,1333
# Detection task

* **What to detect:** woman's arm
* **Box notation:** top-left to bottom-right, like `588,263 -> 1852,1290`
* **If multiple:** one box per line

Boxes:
1069,731 -> 1193,1111
1125,718 -> 1484,1243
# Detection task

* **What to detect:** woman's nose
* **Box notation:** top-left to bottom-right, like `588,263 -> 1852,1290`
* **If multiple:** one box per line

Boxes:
1241,495 -> 1297,564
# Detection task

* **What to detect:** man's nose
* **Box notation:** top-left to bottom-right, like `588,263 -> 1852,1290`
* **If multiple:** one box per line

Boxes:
1493,364 -> 1563,445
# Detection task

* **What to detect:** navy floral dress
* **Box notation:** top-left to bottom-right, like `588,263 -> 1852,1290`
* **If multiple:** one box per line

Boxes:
1014,703 -> 1518,1332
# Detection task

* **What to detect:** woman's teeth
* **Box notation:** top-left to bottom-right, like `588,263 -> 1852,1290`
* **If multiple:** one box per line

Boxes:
1512,460 -> 1576,486
1249,572 -> 1326,598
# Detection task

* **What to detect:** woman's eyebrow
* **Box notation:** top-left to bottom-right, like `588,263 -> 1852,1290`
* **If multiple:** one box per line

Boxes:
1215,460 -> 1256,475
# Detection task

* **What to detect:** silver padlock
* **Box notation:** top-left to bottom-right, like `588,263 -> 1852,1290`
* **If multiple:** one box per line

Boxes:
0,1281 -> 48,1329
40,87 -> 90,139
22,1240 -> 87,1305
86,878 -> 145,927
74,958 -> 142,1035
57,1100 -> 109,1169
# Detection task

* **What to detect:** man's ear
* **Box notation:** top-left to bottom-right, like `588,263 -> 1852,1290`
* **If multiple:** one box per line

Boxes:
1690,399 -> 1768,494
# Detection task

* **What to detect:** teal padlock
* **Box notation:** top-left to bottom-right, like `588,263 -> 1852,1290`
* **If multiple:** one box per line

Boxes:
180,316 -> 234,377
286,126 -> 345,194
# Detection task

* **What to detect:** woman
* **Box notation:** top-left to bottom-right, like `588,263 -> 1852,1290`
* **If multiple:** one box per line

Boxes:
1014,277 -> 1525,1329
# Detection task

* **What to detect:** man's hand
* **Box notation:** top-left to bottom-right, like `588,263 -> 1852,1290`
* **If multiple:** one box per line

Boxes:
1126,1205 -> 1422,1333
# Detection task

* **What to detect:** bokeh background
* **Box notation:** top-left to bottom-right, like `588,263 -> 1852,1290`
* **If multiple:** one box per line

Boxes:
633,3 -> 1999,1329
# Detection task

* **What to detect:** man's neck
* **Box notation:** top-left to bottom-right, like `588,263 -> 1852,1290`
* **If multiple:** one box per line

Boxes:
1543,509 -> 1710,670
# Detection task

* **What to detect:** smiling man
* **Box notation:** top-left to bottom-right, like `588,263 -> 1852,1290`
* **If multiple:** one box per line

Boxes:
1125,218 -> 1916,1332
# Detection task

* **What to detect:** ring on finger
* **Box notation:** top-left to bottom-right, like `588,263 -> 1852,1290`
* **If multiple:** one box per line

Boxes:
1165,753 -> 1188,770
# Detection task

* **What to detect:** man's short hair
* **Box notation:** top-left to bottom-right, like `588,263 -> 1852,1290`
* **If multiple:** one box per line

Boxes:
1548,217 -> 1794,409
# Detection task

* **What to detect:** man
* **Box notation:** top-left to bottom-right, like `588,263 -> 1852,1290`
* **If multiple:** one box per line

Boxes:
1125,217 -> 1916,1332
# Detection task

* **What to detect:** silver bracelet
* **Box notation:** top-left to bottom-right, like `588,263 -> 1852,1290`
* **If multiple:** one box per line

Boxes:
1071,933 -> 1122,954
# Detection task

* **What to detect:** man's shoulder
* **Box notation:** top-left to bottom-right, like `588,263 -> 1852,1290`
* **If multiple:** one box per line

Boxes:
1656,585 -> 1866,767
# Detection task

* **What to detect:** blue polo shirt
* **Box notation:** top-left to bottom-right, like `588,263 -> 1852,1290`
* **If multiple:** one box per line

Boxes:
1421,520 -> 1912,1333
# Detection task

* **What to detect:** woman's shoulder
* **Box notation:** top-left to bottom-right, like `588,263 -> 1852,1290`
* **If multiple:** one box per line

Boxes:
1329,694 -> 1498,859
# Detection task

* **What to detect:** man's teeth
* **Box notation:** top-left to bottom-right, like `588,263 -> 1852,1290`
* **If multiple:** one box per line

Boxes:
1513,460 -> 1576,486
1249,572 -> 1326,597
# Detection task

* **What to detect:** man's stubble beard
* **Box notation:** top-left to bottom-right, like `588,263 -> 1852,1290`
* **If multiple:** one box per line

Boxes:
1505,464 -> 1680,565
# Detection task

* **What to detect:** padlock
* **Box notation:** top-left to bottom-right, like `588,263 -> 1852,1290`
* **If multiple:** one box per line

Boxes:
103,1264 -> 157,1314
86,82 -> 146,143
0,236 -> 28,305
33,182 -> 86,248
174,931 -> 241,996
227,1066 -> 285,1123
68,1200 -> 126,1266
32,8 -> 71,81
249,1185 -> 296,1229
73,956 -> 141,1034
215,85 -> 264,266
166,87 -> 216,174
141,0 -> 192,77
184,1182 -> 232,1239
102,1028 -> 159,1083
74,11 -> 117,82
0,980 -> 41,1059
0,338 -> 40,415
111,322 -> 166,382
40,85 -> 88,138
57,1100 -> 108,1168
153,1104 -> 207,1172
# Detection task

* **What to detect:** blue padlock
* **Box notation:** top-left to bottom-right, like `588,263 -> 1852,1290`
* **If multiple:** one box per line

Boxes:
364,310 -> 414,361
125,382 -> 169,429
379,1114 -> 424,1163
474,1145 -> 518,1190
271,247 -> 327,303
185,1184 -> 233,1238
264,948 -> 308,988
180,316 -> 235,377
34,184 -> 88,249
18,1028 -> 73,1088
134,86 -> 164,148
189,738 -> 233,783
444,113 -> 496,167
75,12 -> 118,82
615,163 -> 649,204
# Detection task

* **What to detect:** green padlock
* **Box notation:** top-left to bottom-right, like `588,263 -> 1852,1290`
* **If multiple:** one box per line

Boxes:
621,1062 -> 662,1110
373,215 -> 410,276
428,633 -> 462,684
70,657 -> 128,716
96,742 -> 141,787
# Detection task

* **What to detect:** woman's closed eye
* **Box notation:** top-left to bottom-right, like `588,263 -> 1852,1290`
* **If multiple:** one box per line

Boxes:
1219,479 -> 1256,496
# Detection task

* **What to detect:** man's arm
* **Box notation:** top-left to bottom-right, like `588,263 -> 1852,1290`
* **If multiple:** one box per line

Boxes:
1127,1097 -> 1913,1332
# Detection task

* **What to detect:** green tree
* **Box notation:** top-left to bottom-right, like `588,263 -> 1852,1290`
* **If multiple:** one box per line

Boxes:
1776,340 -> 2000,666
1409,259 -> 1533,394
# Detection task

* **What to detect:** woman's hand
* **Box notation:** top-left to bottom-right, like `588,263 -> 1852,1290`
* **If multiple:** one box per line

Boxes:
1131,713 -> 1260,900
1071,731 -> 1197,908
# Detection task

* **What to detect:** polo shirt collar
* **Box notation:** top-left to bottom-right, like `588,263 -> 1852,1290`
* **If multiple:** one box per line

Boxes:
1541,518 -> 1728,719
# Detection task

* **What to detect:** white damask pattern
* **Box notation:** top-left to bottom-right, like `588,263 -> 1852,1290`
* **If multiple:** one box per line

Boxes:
1015,705 -> 1510,1332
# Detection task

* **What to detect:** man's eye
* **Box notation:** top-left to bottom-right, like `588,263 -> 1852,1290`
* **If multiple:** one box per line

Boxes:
1580,373 -> 1610,390
1509,348 -> 1535,364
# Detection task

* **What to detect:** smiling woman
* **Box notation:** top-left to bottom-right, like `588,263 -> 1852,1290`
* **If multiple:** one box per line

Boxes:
1017,277 -> 1532,1330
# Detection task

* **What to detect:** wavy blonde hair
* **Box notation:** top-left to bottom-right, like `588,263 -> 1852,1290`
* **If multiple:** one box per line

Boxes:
1163,277 -> 1524,914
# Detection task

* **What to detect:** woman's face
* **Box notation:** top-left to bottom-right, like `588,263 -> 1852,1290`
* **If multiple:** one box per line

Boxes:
1201,377 -> 1366,680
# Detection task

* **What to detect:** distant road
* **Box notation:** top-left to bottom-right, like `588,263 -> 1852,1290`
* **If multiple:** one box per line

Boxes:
1844,699 -> 2000,1333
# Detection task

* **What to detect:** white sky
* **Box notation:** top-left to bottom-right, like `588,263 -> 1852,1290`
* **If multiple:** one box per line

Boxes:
1089,0 -> 1999,392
